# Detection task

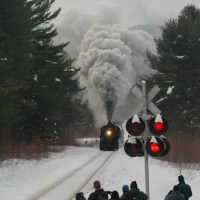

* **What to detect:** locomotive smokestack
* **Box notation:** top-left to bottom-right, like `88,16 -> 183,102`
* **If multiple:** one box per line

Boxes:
104,88 -> 117,122
105,100 -> 115,122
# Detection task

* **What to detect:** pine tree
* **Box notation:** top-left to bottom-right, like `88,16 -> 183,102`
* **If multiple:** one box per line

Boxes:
0,0 -> 90,144
148,5 -> 200,132
0,0 -> 36,141
29,0 -> 86,141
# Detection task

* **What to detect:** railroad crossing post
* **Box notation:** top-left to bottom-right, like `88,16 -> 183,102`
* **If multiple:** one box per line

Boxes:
142,81 -> 150,199
130,80 -> 161,200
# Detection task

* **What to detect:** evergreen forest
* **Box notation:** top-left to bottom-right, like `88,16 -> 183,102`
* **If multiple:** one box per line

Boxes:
0,0 -> 95,158
147,4 -> 200,163
148,4 -> 200,133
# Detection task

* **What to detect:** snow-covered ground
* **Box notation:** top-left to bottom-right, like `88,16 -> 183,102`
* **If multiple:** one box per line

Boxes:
0,141 -> 199,200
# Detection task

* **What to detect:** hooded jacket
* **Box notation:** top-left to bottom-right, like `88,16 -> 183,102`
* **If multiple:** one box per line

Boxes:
129,188 -> 148,200
120,192 -> 132,200
88,189 -> 104,200
177,181 -> 192,200
164,191 -> 185,200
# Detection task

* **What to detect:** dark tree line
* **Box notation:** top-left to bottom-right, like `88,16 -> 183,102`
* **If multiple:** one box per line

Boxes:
148,4 -> 200,133
0,0 -> 92,144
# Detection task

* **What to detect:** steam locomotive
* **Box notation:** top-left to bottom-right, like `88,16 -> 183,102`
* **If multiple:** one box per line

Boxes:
99,122 -> 121,151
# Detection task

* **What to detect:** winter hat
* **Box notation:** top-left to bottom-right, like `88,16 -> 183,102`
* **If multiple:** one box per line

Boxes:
130,181 -> 138,189
122,185 -> 129,192
178,175 -> 184,182
76,192 -> 86,200
111,190 -> 120,199
93,180 -> 101,189
173,185 -> 180,192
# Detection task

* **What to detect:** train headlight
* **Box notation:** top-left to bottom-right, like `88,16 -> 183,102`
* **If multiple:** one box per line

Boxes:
106,130 -> 112,136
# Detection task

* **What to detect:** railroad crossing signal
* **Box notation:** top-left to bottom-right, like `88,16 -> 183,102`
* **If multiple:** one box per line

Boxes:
126,114 -> 145,136
124,137 -> 144,157
124,82 -> 170,157
124,81 -> 171,200
145,136 -> 170,157
148,114 -> 168,136
124,114 -> 170,157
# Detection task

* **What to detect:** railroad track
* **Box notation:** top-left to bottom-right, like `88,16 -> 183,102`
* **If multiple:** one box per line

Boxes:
27,150 -> 114,200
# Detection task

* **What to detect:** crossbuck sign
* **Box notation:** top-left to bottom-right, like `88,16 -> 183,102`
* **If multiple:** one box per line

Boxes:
131,85 -> 161,116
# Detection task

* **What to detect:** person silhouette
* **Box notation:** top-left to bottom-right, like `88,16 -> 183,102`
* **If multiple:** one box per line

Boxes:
164,185 -> 185,200
177,175 -> 192,200
88,180 -> 104,200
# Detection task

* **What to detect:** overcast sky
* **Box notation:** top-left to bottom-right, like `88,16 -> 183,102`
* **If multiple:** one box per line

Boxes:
52,0 -> 200,27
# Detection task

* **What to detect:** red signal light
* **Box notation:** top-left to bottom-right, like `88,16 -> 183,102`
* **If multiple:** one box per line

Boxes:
149,114 -> 168,136
129,143 -> 138,153
132,122 -> 141,131
145,136 -> 170,157
154,122 -> 164,131
124,138 -> 144,157
149,142 -> 160,153
126,115 -> 145,136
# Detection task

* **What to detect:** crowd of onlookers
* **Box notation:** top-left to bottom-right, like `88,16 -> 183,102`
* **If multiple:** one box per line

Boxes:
76,175 -> 192,200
